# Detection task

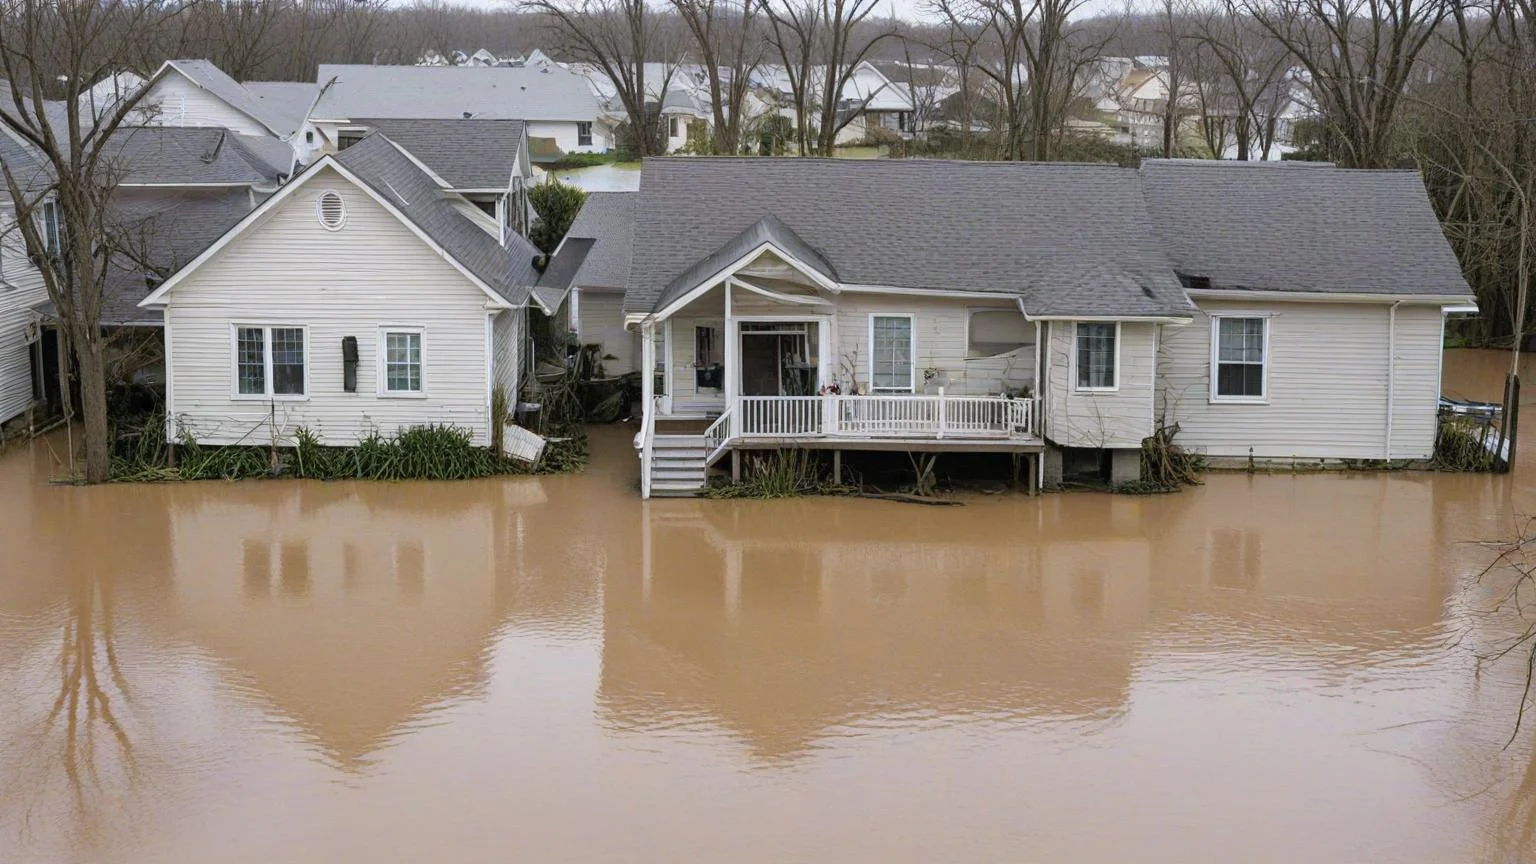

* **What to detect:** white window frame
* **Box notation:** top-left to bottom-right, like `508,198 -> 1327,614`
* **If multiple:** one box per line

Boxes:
1208,314 -> 1270,404
335,127 -> 368,150
377,326 -> 427,398
576,121 -> 593,147
868,313 -> 917,393
964,307 -> 1032,360
1072,321 -> 1121,393
230,323 -> 310,401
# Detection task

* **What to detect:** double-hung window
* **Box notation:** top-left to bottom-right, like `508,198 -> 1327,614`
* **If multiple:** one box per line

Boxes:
234,325 -> 306,398
1075,322 -> 1118,390
870,314 -> 915,392
576,121 -> 593,147
381,328 -> 424,395
1211,316 -> 1267,401
40,200 -> 61,258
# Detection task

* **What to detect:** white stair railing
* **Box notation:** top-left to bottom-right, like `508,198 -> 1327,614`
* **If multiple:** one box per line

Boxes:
702,408 -> 734,465
638,395 -> 660,499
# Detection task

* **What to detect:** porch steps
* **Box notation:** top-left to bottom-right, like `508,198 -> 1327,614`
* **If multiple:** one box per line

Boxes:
648,434 -> 709,497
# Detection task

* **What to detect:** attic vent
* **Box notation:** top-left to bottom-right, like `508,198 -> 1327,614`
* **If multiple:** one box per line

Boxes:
317,191 -> 346,230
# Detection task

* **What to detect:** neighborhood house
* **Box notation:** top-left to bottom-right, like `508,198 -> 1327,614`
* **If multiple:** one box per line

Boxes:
614,158 -> 1473,497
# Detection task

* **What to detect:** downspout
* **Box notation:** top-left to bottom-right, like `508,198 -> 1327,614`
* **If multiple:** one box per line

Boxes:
1385,301 -> 1401,460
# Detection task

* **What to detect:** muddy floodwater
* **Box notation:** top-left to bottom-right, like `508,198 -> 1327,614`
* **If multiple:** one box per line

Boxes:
4,350 -> 1536,863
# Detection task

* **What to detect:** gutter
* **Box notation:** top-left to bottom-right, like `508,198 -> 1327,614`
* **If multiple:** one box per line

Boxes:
1385,300 -> 1400,460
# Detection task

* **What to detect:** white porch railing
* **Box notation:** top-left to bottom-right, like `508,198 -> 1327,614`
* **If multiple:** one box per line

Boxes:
734,393 -> 1039,441
702,407 -> 734,465
638,395 -> 660,499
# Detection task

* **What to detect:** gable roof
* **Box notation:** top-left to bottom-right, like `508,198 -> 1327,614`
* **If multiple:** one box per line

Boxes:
311,64 -> 602,123
626,158 -> 1193,318
104,126 -> 284,186
654,214 -> 837,313
156,60 -> 291,137
354,118 -> 525,191
333,135 -> 540,306
534,236 -> 593,311
141,133 -> 541,310
1140,160 -> 1472,297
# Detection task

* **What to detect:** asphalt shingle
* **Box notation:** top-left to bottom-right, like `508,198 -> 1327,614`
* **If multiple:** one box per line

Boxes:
560,191 -> 633,289
312,64 -> 601,123
625,157 -> 1194,318
1140,159 -> 1472,297
333,134 -> 540,306
355,118 -> 524,191
105,127 -> 283,186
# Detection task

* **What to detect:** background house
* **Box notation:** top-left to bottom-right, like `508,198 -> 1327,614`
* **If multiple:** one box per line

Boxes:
308,64 -> 611,161
537,191 -> 637,376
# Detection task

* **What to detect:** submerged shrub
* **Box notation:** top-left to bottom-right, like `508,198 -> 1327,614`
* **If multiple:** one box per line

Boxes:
1435,417 -> 1496,472
109,414 -> 584,482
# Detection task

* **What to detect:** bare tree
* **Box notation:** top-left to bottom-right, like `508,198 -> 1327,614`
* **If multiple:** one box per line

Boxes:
762,0 -> 894,155
0,0 -> 198,483
1186,2 -> 1292,159
669,0 -> 762,154
523,0 -> 679,157
1241,0 -> 1451,168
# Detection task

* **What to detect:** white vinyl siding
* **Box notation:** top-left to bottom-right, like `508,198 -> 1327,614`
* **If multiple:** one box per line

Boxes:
669,314 -> 725,414
490,307 -> 524,404
138,72 -> 270,135
832,295 -> 1034,396
1044,320 -> 1155,448
161,170 -> 500,446
0,205 -> 48,425
1157,299 -> 1445,460
526,120 -> 608,154
577,289 -> 638,375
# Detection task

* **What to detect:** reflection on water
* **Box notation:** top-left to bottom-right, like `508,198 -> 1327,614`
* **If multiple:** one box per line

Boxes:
0,349 -> 1533,863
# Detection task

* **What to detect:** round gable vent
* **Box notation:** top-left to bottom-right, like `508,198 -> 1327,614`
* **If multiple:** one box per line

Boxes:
316,191 -> 346,230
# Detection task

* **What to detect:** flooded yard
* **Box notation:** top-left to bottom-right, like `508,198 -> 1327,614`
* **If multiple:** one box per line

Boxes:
3,350 -> 1536,863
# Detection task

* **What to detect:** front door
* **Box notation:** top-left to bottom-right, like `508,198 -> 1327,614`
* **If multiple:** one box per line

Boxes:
740,333 -> 782,396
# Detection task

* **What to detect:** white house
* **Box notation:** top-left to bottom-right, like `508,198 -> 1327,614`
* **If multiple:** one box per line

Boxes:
576,62 -> 713,154
752,62 -> 915,146
132,60 -> 316,174
614,158 -> 1473,497
0,108 -> 59,433
139,134 -> 548,448
308,64 -> 612,160
537,191 -> 638,375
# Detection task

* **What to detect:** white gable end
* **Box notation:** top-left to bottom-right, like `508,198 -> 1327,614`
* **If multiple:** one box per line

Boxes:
159,169 -> 508,447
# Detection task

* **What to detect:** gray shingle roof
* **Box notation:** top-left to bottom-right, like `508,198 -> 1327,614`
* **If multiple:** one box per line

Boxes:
332,134 -> 540,306
241,81 -> 321,137
355,118 -> 524,190
312,64 -> 602,123
1140,159 -> 1472,297
105,127 -> 283,186
99,188 -> 256,324
625,158 -> 1194,318
164,60 -> 291,137
561,191 -> 633,289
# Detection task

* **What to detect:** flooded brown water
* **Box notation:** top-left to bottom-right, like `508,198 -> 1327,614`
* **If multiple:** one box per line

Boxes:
3,349 -> 1536,863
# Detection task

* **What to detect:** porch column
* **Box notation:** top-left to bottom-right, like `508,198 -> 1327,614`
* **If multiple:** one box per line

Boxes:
640,320 -> 655,411
818,318 -> 834,435
724,281 -> 736,420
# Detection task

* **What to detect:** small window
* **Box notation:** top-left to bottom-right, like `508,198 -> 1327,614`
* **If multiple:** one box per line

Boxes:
870,314 -> 915,392
576,121 -> 593,147
304,130 -> 314,144
694,325 -> 720,367
668,116 -> 681,137
316,191 -> 345,230
967,309 -> 1031,358
336,129 -> 366,150
40,200 -> 61,257
382,329 -> 423,394
1075,322 -> 1118,390
235,325 -> 306,398
1212,316 -> 1267,400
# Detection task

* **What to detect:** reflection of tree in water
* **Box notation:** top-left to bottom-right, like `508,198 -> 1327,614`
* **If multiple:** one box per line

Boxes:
2,568 -> 138,853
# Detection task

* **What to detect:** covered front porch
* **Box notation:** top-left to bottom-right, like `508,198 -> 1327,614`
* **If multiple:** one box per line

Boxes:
633,259 -> 1043,497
